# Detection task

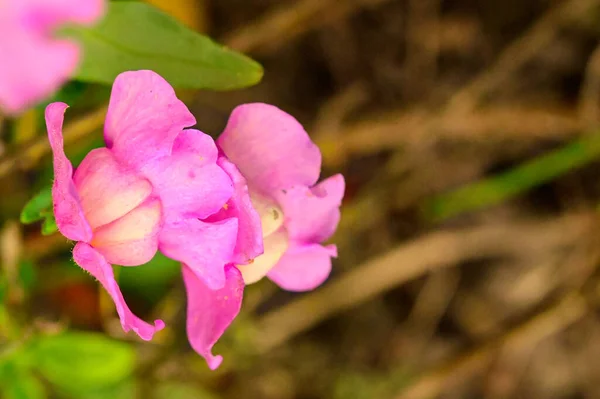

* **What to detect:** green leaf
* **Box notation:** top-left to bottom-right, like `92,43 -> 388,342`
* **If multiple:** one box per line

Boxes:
20,187 -> 52,224
31,332 -> 135,393
20,186 -> 59,236
66,2 -> 263,90
422,131 -> 600,221
40,214 -> 58,236
0,362 -> 46,399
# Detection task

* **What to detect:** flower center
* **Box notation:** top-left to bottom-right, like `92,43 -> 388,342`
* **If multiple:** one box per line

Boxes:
250,191 -> 284,237
239,191 -> 289,284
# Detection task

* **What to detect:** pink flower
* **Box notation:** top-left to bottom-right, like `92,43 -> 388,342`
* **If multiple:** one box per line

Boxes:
47,70 -> 238,343
0,0 -> 104,114
184,103 -> 344,369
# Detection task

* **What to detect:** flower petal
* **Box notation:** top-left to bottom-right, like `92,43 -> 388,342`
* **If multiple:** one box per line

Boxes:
276,174 -> 345,243
104,70 -> 195,169
0,37 -> 78,114
217,103 -> 321,196
141,130 -> 233,221
0,0 -> 104,114
172,128 -> 218,163
72,242 -> 165,341
73,148 -> 153,230
183,264 -> 243,370
267,244 -> 336,292
45,102 -> 92,242
92,198 -> 162,266
17,0 -> 104,26
205,156 -> 263,265
159,218 -> 238,290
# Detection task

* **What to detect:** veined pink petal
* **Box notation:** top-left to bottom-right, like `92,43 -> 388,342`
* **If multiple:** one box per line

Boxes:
45,102 -> 92,242
183,264 -> 244,370
217,103 -> 322,196
91,198 -> 162,266
73,242 -> 165,341
267,244 -> 337,292
141,130 -> 233,221
159,218 -> 238,290
276,174 -> 345,243
73,148 -> 153,230
205,156 -> 263,265
104,70 -> 195,169
0,0 -> 104,114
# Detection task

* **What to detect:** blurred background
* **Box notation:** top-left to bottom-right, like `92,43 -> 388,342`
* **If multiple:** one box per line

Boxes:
4,0 -> 600,398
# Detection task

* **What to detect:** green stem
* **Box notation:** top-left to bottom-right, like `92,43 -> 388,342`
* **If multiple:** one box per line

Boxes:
423,132 -> 600,221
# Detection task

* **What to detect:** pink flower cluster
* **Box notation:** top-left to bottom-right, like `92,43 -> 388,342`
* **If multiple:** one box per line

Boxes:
47,70 -> 344,369
0,0 -> 104,114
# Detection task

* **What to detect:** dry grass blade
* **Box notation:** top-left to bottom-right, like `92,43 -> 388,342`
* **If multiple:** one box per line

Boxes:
317,106 -> 583,164
394,294 -> 588,399
579,43 -> 600,128
254,213 -> 595,353
446,0 -> 600,116
224,0 -> 392,54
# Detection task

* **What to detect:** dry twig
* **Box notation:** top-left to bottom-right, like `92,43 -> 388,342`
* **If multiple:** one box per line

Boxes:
224,0 -> 392,54
317,105 -> 583,164
318,0 -> 599,165
394,293 -> 588,399
579,43 -> 600,128
254,213 -> 595,352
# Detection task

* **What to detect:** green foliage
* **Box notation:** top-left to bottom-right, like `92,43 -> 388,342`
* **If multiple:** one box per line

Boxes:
20,187 -> 52,224
20,186 -> 58,236
40,214 -> 58,236
423,132 -> 600,221
0,362 -> 46,399
18,260 -> 37,293
30,332 -> 136,394
65,2 -> 263,90
78,380 -> 138,399
153,382 -> 218,399
0,278 -> 7,303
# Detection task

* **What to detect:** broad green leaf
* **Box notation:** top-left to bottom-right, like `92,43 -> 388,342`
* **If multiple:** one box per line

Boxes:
67,2 -> 263,90
31,332 -> 135,393
20,187 -> 52,224
0,362 -> 46,399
